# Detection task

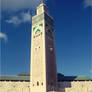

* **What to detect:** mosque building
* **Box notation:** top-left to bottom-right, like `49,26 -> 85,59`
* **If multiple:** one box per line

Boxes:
0,1 -> 92,92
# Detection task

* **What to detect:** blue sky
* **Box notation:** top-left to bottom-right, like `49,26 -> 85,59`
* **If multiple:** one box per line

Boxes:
0,0 -> 92,77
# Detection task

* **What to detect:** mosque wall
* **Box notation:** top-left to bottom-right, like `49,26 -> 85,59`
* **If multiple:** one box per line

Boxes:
0,81 -> 30,92
58,81 -> 92,92
0,81 -> 92,92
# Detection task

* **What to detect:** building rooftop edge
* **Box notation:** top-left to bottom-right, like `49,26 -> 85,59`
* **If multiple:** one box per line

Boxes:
0,75 -> 92,82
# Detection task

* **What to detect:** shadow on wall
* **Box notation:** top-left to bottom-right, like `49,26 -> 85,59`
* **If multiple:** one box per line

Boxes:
57,73 -> 92,92
57,73 -> 76,92
58,82 -> 71,92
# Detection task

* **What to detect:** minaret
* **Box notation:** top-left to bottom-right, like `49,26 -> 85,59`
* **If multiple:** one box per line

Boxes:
30,1 -> 58,92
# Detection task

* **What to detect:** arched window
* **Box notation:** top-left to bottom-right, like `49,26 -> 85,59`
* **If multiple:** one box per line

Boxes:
37,81 -> 39,86
41,82 -> 43,86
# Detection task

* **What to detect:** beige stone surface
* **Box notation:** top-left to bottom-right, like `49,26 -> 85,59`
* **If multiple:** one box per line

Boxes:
58,81 -> 92,92
0,81 -> 92,92
0,81 -> 30,92
30,2 -> 58,92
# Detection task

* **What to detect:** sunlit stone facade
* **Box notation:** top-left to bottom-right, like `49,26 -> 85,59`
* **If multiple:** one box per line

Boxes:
0,80 -> 92,92
30,2 -> 58,92
0,81 -> 30,92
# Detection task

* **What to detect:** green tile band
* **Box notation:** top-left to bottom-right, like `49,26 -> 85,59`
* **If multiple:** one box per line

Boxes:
32,13 -> 44,25
32,13 -> 54,26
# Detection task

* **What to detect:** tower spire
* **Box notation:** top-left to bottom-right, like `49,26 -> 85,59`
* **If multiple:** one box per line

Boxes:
41,0 -> 44,4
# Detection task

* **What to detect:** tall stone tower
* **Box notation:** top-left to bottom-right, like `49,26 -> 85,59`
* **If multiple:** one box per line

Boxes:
30,1 -> 58,92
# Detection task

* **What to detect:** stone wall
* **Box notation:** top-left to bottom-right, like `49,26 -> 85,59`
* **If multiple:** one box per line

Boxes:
0,81 -> 92,92
58,81 -> 92,92
0,81 -> 30,92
